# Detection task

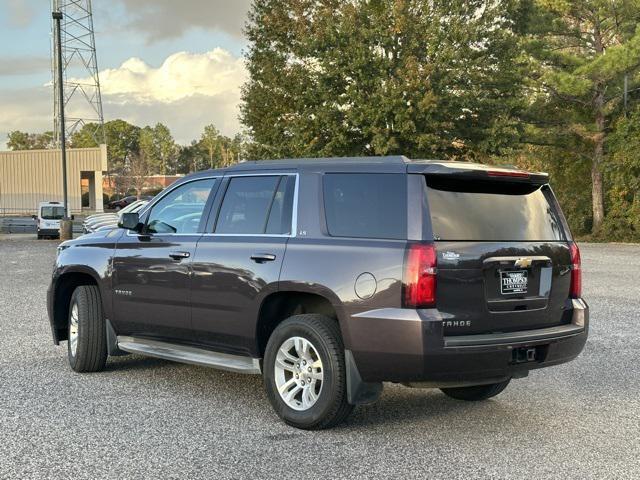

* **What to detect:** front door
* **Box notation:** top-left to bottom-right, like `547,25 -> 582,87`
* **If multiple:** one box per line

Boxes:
111,177 -> 218,341
190,174 -> 297,355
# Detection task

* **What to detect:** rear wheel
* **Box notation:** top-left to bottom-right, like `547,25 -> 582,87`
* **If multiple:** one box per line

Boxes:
263,314 -> 353,430
441,379 -> 510,401
67,285 -> 107,372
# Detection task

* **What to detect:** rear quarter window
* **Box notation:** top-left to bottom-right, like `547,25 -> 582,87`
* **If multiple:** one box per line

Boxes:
323,173 -> 407,240
425,177 -> 566,241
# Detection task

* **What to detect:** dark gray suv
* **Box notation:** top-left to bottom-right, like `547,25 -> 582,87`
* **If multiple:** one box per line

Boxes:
47,156 -> 588,429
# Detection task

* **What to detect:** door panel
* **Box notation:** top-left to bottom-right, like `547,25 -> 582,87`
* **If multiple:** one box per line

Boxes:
111,234 -> 199,340
190,236 -> 287,354
111,177 -> 218,341
189,173 -> 296,355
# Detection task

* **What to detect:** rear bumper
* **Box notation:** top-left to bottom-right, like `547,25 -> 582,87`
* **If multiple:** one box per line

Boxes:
347,298 -> 588,385
38,228 -> 60,236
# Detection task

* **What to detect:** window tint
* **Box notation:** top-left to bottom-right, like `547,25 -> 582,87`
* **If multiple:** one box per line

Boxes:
266,176 -> 295,235
41,206 -> 65,220
323,174 -> 407,239
146,178 -> 215,234
426,177 -> 566,241
215,176 -> 289,234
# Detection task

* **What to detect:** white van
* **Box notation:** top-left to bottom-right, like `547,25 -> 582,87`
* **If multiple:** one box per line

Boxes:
34,202 -> 65,239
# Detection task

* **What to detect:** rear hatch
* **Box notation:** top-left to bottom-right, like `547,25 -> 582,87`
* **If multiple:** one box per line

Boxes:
419,168 -> 572,335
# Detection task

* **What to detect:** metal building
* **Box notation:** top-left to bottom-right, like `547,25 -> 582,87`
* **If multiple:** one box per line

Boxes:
0,145 -> 107,215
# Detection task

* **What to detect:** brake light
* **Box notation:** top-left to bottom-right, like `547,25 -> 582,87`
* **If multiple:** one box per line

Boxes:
487,170 -> 530,179
403,243 -> 437,308
569,242 -> 582,298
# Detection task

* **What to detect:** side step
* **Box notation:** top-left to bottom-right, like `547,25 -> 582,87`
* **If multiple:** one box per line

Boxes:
116,336 -> 261,374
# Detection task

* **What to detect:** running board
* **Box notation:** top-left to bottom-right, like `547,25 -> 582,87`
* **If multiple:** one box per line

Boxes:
116,336 -> 261,374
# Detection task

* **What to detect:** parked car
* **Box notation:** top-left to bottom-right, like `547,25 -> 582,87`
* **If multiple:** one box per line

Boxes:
82,200 -> 149,234
34,201 -> 65,239
107,195 -> 151,211
47,157 -> 588,429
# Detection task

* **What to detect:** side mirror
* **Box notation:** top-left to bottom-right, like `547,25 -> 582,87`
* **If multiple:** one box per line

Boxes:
119,212 -> 142,232
71,214 -> 75,221
32,215 -> 37,220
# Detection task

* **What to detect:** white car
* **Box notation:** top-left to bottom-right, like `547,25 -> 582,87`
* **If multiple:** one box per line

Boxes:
34,202 -> 66,239
82,200 -> 148,234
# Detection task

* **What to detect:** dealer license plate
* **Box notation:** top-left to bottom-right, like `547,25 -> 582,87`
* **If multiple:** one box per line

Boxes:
501,270 -> 528,295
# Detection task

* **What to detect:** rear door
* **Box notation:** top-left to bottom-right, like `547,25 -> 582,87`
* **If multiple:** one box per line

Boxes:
423,174 -> 572,335
189,173 -> 297,356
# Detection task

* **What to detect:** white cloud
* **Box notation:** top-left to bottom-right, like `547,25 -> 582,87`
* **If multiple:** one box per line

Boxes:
1,49 -> 247,148
94,49 -> 247,105
84,48 -> 247,142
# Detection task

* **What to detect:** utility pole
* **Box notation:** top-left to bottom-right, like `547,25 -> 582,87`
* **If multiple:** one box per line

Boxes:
53,10 -> 73,239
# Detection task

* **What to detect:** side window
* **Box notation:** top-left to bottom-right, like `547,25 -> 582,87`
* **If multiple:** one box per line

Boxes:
323,173 -> 407,239
215,175 -> 295,235
266,176 -> 295,235
146,178 -> 216,234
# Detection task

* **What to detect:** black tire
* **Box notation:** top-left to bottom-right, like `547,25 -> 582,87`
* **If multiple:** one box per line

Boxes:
441,379 -> 511,401
263,314 -> 354,430
67,285 -> 107,373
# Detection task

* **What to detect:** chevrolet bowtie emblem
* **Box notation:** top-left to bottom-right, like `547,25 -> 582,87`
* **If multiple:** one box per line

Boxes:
514,257 -> 533,268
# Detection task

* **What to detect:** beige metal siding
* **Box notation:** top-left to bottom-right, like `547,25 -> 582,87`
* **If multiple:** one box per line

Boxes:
0,146 -> 107,215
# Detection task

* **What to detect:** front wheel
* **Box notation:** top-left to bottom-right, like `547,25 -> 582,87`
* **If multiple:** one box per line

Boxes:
440,379 -> 511,401
263,314 -> 353,430
67,285 -> 107,372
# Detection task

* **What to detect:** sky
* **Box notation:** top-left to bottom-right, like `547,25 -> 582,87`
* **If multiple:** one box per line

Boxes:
0,0 -> 252,148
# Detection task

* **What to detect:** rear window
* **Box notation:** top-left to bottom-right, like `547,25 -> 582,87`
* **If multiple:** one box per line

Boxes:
323,173 -> 406,239
41,206 -> 65,220
425,177 -> 566,241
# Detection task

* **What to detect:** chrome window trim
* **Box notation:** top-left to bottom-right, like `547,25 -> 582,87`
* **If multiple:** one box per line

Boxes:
125,175 -> 221,238
203,172 -> 299,238
125,172 -> 299,239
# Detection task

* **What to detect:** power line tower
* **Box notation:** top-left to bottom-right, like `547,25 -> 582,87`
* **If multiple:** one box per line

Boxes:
51,0 -> 105,147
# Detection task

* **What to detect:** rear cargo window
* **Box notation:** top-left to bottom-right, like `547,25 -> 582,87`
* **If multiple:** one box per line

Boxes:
41,206 -> 65,220
425,177 -> 565,241
323,173 -> 406,239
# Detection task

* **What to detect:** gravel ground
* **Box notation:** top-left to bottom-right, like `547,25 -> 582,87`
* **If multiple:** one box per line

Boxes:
0,235 -> 638,479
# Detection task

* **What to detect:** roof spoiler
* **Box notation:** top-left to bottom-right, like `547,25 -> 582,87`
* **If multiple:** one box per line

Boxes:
407,162 -> 549,185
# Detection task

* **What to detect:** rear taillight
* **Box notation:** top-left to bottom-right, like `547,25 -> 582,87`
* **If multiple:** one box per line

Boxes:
569,242 -> 582,298
403,243 -> 437,308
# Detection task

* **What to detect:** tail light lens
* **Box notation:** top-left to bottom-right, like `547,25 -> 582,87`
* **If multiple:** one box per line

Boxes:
403,243 -> 437,308
569,242 -> 581,298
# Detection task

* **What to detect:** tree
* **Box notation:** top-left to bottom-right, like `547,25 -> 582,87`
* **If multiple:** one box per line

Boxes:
200,124 -> 222,169
139,123 -> 178,175
126,152 -> 151,199
71,119 -> 141,173
241,0 -> 527,161
7,131 -> 54,150
523,0 -> 640,233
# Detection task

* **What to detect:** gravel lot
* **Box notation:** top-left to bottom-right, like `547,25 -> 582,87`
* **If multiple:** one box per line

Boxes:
0,235 -> 638,479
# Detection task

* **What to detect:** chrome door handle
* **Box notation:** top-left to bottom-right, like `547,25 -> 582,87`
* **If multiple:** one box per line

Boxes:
169,251 -> 191,260
250,253 -> 276,263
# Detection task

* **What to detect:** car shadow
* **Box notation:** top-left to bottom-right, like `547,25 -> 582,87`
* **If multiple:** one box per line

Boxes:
101,354 -> 505,429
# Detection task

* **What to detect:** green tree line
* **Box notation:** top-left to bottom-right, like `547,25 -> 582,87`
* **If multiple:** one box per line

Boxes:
7,120 -> 246,177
